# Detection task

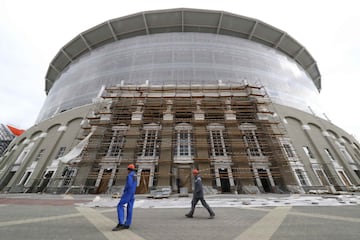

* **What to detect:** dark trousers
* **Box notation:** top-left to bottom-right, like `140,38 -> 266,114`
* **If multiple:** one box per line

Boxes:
188,197 -> 215,216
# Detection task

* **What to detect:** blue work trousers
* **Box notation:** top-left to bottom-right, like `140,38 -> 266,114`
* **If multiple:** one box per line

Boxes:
117,195 -> 135,226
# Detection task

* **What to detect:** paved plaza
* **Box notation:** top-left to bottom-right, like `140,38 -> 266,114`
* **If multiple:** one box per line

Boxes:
0,193 -> 360,240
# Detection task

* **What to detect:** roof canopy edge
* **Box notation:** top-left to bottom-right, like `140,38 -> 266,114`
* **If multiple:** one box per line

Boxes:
45,8 -> 321,93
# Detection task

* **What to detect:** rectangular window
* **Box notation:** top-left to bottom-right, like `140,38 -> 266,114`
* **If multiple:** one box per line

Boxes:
63,167 -> 77,186
174,124 -> 194,161
107,129 -> 126,157
19,171 -> 31,185
56,147 -> 66,159
315,169 -> 329,185
338,171 -> 351,186
35,149 -> 45,162
295,169 -> 307,185
324,148 -> 335,161
14,142 -> 34,164
340,149 -> 355,163
283,144 -> 294,158
14,150 -> 28,164
210,129 -> 228,157
179,131 -> 189,155
243,131 -> 261,156
212,130 -> 224,156
139,128 -> 160,158
175,130 -> 193,157
144,129 -> 157,156
354,170 -> 360,179
303,146 -> 314,159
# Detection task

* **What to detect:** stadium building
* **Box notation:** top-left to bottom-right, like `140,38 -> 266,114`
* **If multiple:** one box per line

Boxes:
1,8 -> 359,195
0,124 -> 24,156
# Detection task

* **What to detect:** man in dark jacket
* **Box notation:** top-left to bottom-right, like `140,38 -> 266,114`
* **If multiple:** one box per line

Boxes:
185,168 -> 215,219
112,164 -> 137,231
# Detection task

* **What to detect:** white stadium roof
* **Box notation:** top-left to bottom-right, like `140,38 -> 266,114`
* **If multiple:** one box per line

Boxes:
45,8 -> 321,93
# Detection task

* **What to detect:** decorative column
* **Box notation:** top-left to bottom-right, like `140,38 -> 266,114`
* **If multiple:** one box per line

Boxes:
131,100 -> 144,121
224,98 -> 236,121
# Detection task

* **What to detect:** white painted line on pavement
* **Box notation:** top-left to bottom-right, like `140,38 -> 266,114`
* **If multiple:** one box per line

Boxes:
246,207 -> 272,212
76,207 -> 146,240
0,213 -> 82,227
289,211 -> 360,223
247,206 -> 360,223
234,206 -> 292,240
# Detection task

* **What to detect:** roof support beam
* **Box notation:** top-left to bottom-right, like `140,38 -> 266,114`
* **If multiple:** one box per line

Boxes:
274,32 -> 286,49
305,61 -> 316,71
142,12 -> 150,35
50,63 -> 60,73
79,33 -> 92,51
107,21 -> 118,40
216,12 -> 224,34
248,21 -> 258,40
181,10 -> 184,32
61,49 -> 73,62
294,47 -> 305,60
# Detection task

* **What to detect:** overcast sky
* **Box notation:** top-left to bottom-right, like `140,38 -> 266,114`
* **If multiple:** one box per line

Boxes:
1,0 -> 359,139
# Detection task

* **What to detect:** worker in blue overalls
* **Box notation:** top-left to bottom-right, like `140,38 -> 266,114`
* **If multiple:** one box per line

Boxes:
112,164 -> 137,231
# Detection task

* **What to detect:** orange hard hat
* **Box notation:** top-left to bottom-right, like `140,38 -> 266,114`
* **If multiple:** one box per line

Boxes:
192,169 -> 199,175
127,164 -> 135,170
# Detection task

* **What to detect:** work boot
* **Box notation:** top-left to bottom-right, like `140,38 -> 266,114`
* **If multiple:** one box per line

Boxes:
185,213 -> 193,218
112,224 -> 123,231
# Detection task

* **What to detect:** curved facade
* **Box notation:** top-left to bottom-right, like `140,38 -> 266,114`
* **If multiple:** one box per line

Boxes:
1,9 -> 359,195
38,32 -> 321,122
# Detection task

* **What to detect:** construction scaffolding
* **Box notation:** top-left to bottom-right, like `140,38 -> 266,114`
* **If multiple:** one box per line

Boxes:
73,83 -> 298,194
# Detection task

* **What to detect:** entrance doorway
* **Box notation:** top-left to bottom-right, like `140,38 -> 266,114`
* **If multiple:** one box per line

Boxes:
178,168 -> 191,193
97,169 -> 112,194
137,170 -> 150,194
257,169 -> 272,193
38,171 -> 54,192
0,171 -> 15,189
338,171 -> 351,186
316,169 -> 329,185
219,168 -> 231,193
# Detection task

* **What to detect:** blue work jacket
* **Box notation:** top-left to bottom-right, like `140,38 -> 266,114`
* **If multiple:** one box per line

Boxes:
122,170 -> 137,199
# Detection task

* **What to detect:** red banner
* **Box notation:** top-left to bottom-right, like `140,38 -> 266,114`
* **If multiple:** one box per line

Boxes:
7,125 -> 25,136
